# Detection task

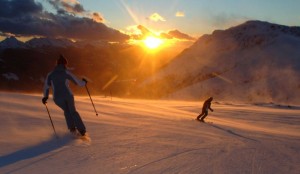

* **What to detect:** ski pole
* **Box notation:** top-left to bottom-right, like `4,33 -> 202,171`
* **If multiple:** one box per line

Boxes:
44,103 -> 58,138
85,84 -> 99,116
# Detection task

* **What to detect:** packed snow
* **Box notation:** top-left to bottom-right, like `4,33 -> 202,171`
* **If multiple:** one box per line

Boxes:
0,92 -> 299,174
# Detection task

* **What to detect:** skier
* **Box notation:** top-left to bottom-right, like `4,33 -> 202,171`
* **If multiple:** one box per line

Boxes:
42,54 -> 88,136
196,97 -> 214,122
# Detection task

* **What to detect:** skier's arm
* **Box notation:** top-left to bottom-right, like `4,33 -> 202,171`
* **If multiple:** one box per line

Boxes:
208,103 -> 214,112
42,74 -> 51,104
66,70 -> 86,87
43,74 -> 51,98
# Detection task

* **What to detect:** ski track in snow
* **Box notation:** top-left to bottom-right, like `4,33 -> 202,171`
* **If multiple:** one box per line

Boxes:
0,92 -> 299,174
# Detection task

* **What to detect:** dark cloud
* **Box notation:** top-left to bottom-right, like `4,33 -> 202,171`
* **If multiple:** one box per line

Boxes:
161,30 -> 195,40
0,0 -> 129,41
0,0 -> 43,18
48,0 -> 85,15
48,0 -> 105,23
92,12 -> 104,23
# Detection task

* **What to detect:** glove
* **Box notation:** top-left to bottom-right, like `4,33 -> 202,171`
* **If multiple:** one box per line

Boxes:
42,97 -> 48,104
82,78 -> 88,84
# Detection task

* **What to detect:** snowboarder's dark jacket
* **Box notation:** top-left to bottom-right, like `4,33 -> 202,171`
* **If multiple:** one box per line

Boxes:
202,97 -> 213,112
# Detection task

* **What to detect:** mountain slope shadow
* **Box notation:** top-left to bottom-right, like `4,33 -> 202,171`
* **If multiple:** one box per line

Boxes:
0,134 -> 73,168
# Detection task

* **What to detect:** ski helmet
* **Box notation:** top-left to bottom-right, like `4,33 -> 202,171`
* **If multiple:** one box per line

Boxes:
57,54 -> 68,65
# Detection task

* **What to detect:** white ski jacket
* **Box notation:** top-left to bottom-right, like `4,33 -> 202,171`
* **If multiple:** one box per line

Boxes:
43,64 -> 86,99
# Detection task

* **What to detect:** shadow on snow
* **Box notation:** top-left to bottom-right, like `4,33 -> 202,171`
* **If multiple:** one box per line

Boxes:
0,134 -> 73,169
209,124 -> 259,142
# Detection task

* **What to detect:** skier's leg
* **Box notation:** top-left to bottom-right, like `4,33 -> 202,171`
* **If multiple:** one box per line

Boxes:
54,98 -> 76,130
197,109 -> 206,120
196,111 -> 205,120
66,96 -> 86,135
200,111 -> 208,121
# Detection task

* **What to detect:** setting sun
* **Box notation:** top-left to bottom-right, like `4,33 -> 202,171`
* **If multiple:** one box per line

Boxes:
143,36 -> 163,49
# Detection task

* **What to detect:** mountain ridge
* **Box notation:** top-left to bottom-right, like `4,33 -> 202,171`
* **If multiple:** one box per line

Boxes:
0,37 -> 111,49
140,20 -> 300,104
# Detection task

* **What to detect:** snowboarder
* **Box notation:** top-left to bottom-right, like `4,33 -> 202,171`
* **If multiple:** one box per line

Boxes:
42,54 -> 88,136
196,97 -> 214,122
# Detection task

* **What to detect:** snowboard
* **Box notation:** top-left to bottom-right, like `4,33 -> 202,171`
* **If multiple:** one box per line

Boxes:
195,119 -> 213,124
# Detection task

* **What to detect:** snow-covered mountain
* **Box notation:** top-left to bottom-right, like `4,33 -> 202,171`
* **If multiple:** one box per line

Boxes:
75,40 -> 110,48
0,37 -> 26,49
0,37 -> 110,49
142,20 -> 300,104
25,38 -> 76,48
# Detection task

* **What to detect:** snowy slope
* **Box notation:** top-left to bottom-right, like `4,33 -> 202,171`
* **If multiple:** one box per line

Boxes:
142,21 -> 300,104
0,92 -> 299,174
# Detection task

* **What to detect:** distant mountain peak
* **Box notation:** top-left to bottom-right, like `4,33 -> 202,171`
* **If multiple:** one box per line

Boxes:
143,20 -> 300,104
0,36 -> 112,49
194,20 -> 300,51
5,36 -> 18,41
0,36 -> 26,48
25,37 -> 75,48
228,20 -> 300,37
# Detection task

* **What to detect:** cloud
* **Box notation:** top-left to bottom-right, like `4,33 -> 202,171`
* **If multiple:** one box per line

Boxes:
175,11 -> 185,17
91,12 -> 104,23
0,0 -> 129,41
161,30 -> 195,41
159,32 -> 173,39
0,0 -> 43,18
126,25 -> 141,35
137,25 -> 153,36
127,25 -> 156,40
48,0 -> 105,23
148,13 -> 166,22
126,25 -> 195,42
48,0 -> 85,15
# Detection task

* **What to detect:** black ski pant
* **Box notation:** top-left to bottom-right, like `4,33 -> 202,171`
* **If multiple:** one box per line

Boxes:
54,95 -> 86,133
197,110 -> 208,121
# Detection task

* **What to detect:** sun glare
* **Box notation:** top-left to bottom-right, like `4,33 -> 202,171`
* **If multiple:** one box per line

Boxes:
143,36 -> 163,49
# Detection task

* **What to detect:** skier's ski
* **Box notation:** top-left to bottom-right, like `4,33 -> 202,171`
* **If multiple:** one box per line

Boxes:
77,134 -> 91,142
71,131 -> 91,142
